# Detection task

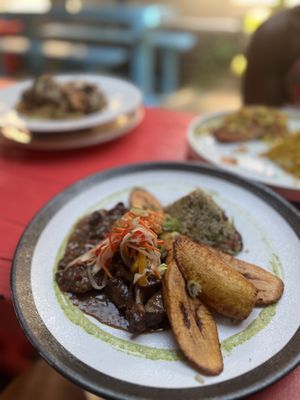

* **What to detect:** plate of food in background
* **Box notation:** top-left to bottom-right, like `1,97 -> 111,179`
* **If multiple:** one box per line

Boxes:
188,106 -> 300,201
0,107 -> 144,151
12,162 -> 300,399
0,74 -> 142,133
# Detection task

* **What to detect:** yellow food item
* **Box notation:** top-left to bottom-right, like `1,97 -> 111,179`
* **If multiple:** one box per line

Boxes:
212,106 -> 288,142
174,236 -> 257,320
264,131 -> 300,178
163,257 -> 223,375
220,252 -> 284,306
129,187 -> 162,211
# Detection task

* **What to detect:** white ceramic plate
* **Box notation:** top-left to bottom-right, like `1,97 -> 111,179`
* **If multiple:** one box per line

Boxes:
0,108 -> 144,151
188,109 -> 300,201
12,162 -> 300,400
0,74 -> 142,133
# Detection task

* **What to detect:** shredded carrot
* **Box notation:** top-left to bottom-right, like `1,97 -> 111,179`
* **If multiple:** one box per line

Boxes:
108,234 -> 113,250
112,227 -> 127,234
142,242 -> 156,251
101,263 -> 112,278
139,219 -> 157,237
94,207 -> 164,281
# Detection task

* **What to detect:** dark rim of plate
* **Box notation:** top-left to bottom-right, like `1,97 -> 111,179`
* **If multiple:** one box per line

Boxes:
11,161 -> 300,400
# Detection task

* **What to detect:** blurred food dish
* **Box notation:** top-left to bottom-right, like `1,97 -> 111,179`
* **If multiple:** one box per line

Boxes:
188,108 -> 300,201
211,106 -> 288,143
0,74 -> 142,133
16,75 -> 107,120
263,131 -> 300,179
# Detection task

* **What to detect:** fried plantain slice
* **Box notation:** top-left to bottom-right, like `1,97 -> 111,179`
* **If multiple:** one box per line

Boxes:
174,236 -> 257,320
129,187 -> 163,211
163,258 -> 223,376
220,252 -> 284,306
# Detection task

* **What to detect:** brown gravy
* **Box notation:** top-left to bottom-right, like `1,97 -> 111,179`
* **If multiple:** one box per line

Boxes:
69,291 -> 129,331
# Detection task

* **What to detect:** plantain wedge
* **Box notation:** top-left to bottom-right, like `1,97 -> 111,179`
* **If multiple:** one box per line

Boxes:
220,252 -> 284,306
163,258 -> 223,376
129,187 -> 162,211
174,236 -> 257,320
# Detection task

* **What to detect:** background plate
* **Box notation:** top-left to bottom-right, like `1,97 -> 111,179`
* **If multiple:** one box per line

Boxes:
12,162 -> 300,400
0,74 -> 142,133
187,109 -> 300,201
0,108 -> 144,151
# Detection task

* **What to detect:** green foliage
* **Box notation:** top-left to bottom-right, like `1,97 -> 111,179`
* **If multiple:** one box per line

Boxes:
189,35 -> 241,88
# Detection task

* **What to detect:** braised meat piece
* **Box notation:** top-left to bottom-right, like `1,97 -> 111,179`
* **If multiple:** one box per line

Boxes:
145,291 -> 166,328
56,203 -> 127,293
110,254 -> 133,284
56,265 -> 107,294
126,304 -> 147,334
126,291 -> 166,333
56,264 -> 92,293
104,278 -> 134,310
57,202 -> 126,271
87,202 -> 127,241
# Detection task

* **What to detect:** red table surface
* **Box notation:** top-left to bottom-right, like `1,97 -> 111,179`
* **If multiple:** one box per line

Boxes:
0,105 -> 299,398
